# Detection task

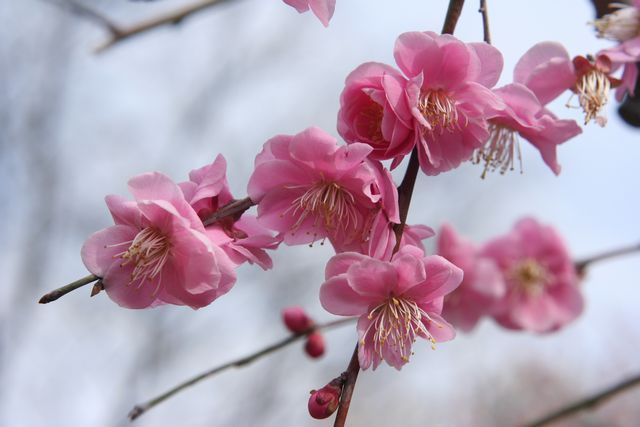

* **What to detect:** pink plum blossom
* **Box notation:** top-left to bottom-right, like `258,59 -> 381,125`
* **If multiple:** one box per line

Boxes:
437,224 -> 504,332
320,246 -> 462,370
338,62 -> 414,167
482,218 -> 583,333
180,155 -> 279,270
81,172 -> 237,309
473,83 -> 582,176
247,127 -> 399,252
282,0 -> 335,27
394,31 -> 505,175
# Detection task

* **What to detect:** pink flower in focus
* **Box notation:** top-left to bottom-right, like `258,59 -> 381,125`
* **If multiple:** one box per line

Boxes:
394,31 -> 505,175
437,224 -> 504,332
338,62 -> 414,167
283,0 -> 335,27
180,155 -> 279,270
320,246 -> 462,370
81,172 -> 236,309
473,83 -> 582,176
482,218 -> 583,333
247,127 -> 398,251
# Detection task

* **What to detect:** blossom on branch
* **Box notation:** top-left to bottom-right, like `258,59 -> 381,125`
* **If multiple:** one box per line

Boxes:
247,127 -> 399,251
320,247 -> 462,370
81,172 -> 237,309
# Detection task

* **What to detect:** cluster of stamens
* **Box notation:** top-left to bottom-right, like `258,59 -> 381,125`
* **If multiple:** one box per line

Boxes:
509,258 -> 551,297
574,69 -> 611,126
362,295 -> 439,362
593,4 -> 640,42
418,89 -> 460,134
472,124 -> 522,179
286,181 -> 360,241
109,227 -> 171,290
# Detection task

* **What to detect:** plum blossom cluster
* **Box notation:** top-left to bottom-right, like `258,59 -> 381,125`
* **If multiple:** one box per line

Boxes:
438,218 -> 583,334
337,32 -> 587,179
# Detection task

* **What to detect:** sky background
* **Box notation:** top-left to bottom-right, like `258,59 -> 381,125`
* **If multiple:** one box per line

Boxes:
1,0 -> 639,426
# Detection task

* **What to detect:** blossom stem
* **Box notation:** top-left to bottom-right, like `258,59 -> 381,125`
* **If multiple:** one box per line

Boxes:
38,274 -> 100,304
202,196 -> 256,226
441,0 -> 466,35
128,318 -> 354,421
392,147 -> 420,253
523,372 -> 640,427
332,345 -> 360,427
575,242 -> 640,274
479,0 -> 492,44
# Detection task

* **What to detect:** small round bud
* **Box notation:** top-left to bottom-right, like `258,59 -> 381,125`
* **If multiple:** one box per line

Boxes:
308,381 -> 342,419
304,331 -> 325,358
282,306 -> 313,333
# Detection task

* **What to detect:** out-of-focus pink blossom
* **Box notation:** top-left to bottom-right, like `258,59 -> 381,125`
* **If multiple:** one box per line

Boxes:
473,83 -> 582,176
320,246 -> 461,370
394,31 -> 505,175
308,379 -> 342,419
180,155 -> 279,270
437,224 -> 504,332
338,62 -> 414,167
283,0 -> 335,27
247,127 -> 399,251
282,306 -> 313,333
594,1 -> 640,43
598,43 -> 640,101
305,332 -> 326,358
482,218 -> 583,333
81,172 -> 236,309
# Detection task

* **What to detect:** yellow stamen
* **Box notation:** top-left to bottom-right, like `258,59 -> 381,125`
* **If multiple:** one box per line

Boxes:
473,124 -> 523,179
509,259 -> 551,297
418,89 -> 461,134
574,70 -> 611,126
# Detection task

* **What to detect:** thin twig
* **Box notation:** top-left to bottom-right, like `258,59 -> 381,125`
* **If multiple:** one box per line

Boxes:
129,318 -> 354,421
575,242 -> 640,275
523,372 -> 640,427
392,147 -> 420,253
46,0 -> 123,35
478,0 -> 491,44
202,197 -> 256,226
38,274 -> 99,304
95,0 -> 235,53
441,0 -> 466,35
332,345 -> 360,427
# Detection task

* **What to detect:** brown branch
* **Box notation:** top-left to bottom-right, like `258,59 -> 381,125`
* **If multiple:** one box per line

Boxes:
478,0 -> 491,44
523,372 -> 640,427
332,345 -> 360,427
129,318 -> 355,421
47,0 -> 123,35
441,0 -> 466,35
202,196 -> 256,226
95,0 -> 236,53
392,147 -> 420,253
38,274 -> 99,304
575,241 -> 640,275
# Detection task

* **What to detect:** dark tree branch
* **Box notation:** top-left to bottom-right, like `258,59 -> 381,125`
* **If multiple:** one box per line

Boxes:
332,345 -> 360,427
38,274 -> 99,304
129,318 -> 355,421
575,241 -> 640,275
523,372 -> 640,427
202,197 -> 256,226
479,0 -> 491,44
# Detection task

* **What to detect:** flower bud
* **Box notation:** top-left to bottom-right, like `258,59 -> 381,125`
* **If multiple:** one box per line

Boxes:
308,380 -> 342,419
304,331 -> 325,358
282,306 -> 313,333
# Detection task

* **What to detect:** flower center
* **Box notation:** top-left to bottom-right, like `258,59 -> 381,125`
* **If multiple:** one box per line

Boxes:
418,89 -> 460,133
510,259 -> 551,297
112,227 -> 171,288
575,69 -> 610,127
593,5 -> 640,42
362,296 -> 438,363
472,124 -> 522,179
288,181 -> 359,239
356,101 -> 385,145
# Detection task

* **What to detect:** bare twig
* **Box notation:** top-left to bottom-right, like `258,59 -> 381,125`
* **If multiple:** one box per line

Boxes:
47,0 -> 123,35
523,372 -> 640,427
392,147 -> 420,253
575,241 -> 640,275
202,197 -> 256,226
441,0 -> 466,35
38,274 -> 99,304
129,318 -> 355,421
332,345 -> 360,427
478,0 -> 491,44
95,0 -> 235,53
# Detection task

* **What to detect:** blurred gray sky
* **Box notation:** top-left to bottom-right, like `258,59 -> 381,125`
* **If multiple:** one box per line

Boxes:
1,0 -> 639,426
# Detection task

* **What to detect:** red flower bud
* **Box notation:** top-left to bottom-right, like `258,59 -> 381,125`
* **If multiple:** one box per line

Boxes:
304,331 -> 325,358
308,380 -> 342,419
282,306 -> 313,333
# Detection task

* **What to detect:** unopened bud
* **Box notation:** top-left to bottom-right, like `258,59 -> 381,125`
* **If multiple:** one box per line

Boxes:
308,379 -> 342,419
282,306 -> 313,333
304,331 -> 325,358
